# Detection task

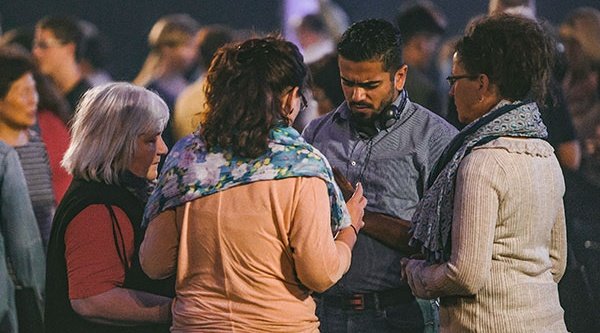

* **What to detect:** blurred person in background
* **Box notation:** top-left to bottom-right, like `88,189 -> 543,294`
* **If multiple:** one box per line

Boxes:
79,20 -> 113,87
0,29 -> 72,203
396,0 -> 447,115
0,141 -> 45,333
133,14 -> 199,148
173,24 -> 234,141
308,52 -> 344,116
0,46 -> 55,249
560,7 -> 600,187
33,15 -> 91,120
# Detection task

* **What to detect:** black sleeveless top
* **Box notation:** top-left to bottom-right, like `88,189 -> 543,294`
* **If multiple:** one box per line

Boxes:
45,178 -> 174,333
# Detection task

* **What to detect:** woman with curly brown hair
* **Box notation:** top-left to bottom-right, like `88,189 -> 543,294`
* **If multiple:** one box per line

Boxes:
140,37 -> 366,332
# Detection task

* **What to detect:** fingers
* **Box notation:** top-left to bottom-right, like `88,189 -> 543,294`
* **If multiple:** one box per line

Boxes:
350,183 -> 367,207
400,257 -> 409,281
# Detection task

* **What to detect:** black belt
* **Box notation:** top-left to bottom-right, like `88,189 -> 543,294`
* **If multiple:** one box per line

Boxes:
319,288 -> 415,311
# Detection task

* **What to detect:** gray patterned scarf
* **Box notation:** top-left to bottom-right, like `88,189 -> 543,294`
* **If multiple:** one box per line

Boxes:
410,100 -> 548,263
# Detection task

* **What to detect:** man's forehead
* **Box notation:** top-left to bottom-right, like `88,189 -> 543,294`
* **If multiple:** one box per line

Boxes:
338,57 -> 389,81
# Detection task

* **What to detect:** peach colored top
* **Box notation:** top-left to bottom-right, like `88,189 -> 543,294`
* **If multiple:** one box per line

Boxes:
140,177 -> 352,332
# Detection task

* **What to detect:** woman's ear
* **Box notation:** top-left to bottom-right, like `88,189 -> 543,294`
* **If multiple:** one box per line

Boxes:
478,73 -> 501,106
281,87 -> 299,114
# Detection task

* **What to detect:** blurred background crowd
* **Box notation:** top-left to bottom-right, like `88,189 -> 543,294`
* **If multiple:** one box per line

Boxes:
0,0 -> 599,332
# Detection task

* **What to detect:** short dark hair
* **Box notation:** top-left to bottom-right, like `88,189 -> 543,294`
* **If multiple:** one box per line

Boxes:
203,37 -> 308,158
396,1 -> 447,41
337,19 -> 404,74
198,25 -> 234,71
36,16 -> 84,60
0,47 -> 35,99
309,52 -> 344,107
455,14 -> 555,105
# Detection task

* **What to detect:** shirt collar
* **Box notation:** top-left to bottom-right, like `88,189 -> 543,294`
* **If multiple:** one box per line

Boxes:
332,92 -> 407,123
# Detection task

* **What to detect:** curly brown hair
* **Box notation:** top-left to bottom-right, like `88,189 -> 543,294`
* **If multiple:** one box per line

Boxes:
202,37 -> 308,158
456,14 -> 556,106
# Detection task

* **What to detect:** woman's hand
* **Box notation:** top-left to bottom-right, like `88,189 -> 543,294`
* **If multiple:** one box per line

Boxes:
402,258 -> 433,299
346,182 -> 367,233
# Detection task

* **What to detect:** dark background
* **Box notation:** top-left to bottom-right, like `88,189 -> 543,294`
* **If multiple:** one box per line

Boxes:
1,0 -> 598,80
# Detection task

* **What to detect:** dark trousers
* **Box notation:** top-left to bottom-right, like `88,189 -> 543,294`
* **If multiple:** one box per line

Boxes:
316,297 -> 425,333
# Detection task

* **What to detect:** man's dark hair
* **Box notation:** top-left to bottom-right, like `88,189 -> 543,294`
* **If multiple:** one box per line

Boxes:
198,25 -> 234,71
337,19 -> 404,74
203,37 -> 308,158
0,46 -> 35,99
456,14 -> 555,105
36,16 -> 84,61
395,1 -> 446,41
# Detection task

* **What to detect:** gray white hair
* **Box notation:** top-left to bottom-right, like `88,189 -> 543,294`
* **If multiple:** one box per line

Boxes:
62,82 -> 169,184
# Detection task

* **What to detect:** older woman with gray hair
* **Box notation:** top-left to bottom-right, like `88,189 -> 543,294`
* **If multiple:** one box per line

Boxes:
45,82 -> 173,333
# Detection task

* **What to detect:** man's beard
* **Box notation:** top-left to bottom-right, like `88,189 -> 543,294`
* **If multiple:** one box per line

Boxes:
349,93 -> 396,128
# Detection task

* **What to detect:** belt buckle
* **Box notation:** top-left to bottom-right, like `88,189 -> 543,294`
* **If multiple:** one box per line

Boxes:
350,293 -> 365,311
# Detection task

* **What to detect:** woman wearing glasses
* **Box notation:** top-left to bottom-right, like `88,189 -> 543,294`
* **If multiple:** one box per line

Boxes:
140,37 -> 367,332
403,14 -> 568,332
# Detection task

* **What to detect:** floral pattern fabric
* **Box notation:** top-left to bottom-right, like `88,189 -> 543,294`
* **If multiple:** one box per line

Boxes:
410,101 -> 548,263
143,126 -> 350,232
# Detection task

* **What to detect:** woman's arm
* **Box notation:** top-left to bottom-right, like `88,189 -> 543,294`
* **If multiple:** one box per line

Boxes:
140,208 -> 180,280
549,203 -> 567,282
65,205 -> 172,325
290,177 -> 365,293
404,151 -> 500,299
71,287 -> 171,326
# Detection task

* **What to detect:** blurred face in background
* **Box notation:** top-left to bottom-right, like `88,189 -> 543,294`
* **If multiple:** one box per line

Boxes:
163,38 -> 198,73
32,28 -> 74,77
0,72 -> 39,130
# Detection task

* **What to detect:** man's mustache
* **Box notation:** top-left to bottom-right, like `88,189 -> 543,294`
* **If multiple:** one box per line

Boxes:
349,102 -> 374,109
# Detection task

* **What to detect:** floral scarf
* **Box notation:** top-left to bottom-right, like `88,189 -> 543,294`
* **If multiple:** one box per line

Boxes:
410,100 -> 548,263
143,126 -> 351,232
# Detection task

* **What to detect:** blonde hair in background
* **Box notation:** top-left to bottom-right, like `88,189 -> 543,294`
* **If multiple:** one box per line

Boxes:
62,82 -> 169,184
133,14 -> 199,86
559,7 -> 600,65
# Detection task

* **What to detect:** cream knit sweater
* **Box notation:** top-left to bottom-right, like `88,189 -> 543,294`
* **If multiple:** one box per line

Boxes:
408,137 -> 568,332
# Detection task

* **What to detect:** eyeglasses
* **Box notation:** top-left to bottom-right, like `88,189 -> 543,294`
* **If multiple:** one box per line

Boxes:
299,93 -> 308,113
32,38 -> 65,50
446,75 -> 479,86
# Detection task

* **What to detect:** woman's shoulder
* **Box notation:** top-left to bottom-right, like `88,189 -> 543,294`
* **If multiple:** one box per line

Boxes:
472,137 -> 555,157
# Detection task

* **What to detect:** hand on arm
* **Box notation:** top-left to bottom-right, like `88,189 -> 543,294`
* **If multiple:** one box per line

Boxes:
333,167 -> 417,252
